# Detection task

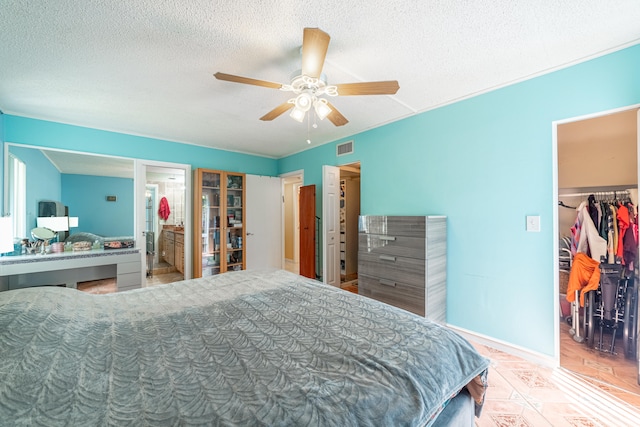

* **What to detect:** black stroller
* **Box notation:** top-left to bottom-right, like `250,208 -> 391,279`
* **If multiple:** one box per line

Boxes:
583,262 -> 638,359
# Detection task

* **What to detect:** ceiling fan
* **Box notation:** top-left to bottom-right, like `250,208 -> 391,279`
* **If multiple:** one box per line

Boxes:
214,28 -> 400,127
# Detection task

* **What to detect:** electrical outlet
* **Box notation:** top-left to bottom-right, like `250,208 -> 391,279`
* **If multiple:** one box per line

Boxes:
526,216 -> 541,232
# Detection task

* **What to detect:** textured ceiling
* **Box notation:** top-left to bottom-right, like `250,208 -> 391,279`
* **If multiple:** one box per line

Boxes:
1,1 -> 639,159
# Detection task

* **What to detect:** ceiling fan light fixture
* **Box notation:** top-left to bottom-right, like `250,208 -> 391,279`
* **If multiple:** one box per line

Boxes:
294,93 -> 313,111
290,106 -> 307,122
214,28 -> 396,131
314,98 -> 332,120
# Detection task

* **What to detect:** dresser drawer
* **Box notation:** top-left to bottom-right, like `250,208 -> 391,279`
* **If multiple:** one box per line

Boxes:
359,251 -> 425,287
359,216 -> 425,237
359,234 -> 424,260
359,274 -> 425,316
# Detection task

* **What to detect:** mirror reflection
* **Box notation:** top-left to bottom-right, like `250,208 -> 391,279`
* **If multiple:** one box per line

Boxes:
4,144 -> 136,251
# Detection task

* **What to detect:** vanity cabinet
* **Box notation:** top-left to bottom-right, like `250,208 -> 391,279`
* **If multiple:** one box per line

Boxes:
358,215 -> 446,323
162,230 -> 175,266
193,169 -> 246,277
175,232 -> 184,274
161,229 -> 184,273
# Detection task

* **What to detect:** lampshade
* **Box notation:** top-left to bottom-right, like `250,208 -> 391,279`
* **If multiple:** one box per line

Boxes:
0,216 -> 14,254
313,98 -> 332,120
289,107 -> 307,123
37,216 -> 69,232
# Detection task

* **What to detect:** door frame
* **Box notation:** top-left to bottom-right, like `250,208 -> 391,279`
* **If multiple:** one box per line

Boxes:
280,170 -> 304,273
552,102 -> 640,364
135,159 -> 192,285
145,183 -> 159,267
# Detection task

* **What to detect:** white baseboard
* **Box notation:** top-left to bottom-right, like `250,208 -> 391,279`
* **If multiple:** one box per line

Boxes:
447,324 -> 558,368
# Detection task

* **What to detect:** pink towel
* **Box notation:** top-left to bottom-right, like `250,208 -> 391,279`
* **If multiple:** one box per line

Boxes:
159,197 -> 171,221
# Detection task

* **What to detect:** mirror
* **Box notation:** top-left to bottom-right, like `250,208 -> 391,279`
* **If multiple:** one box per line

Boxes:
31,227 -> 56,241
4,144 -> 136,243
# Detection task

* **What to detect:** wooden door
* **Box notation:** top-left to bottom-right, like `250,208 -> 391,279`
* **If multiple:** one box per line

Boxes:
299,185 -> 316,279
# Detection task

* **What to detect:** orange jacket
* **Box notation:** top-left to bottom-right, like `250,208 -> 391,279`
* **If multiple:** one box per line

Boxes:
566,252 -> 600,307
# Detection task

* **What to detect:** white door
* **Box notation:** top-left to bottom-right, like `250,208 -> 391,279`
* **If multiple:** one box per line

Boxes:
322,165 -> 340,286
246,174 -> 282,270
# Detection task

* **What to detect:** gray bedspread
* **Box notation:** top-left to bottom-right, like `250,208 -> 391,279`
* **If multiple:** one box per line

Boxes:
0,269 -> 489,426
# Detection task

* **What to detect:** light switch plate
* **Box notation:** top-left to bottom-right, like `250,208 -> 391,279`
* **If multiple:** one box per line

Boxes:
526,215 -> 541,232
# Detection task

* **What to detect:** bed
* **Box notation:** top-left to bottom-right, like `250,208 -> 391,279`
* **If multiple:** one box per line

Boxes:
0,269 -> 489,426
65,231 -> 135,250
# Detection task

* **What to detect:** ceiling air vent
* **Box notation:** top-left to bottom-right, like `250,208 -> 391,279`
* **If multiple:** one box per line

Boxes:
336,140 -> 354,156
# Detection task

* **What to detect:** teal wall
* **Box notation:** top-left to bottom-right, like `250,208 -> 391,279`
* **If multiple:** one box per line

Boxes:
62,175 -> 134,237
10,145 -> 62,237
1,115 -> 278,241
278,43 -> 640,358
2,116 -> 278,176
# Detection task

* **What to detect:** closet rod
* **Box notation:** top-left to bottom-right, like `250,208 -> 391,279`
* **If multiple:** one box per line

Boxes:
559,190 -> 632,198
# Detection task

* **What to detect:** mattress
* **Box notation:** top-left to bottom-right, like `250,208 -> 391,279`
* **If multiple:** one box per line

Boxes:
0,269 -> 489,426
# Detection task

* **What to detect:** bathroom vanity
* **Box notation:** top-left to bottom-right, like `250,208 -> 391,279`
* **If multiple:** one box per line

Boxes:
0,248 -> 142,292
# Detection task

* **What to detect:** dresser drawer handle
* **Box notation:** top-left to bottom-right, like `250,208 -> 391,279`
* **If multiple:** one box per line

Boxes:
379,279 -> 396,287
379,255 -> 396,262
380,236 -> 396,241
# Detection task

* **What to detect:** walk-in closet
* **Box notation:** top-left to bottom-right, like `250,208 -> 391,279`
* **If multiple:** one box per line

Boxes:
557,107 -> 640,398
339,163 -> 360,292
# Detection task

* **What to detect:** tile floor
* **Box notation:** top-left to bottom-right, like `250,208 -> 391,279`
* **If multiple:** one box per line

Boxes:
473,342 -> 640,426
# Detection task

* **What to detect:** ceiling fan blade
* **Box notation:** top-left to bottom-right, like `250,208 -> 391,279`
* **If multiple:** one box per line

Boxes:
335,81 -> 400,95
325,101 -> 348,126
301,28 -> 330,79
214,72 -> 283,89
260,102 -> 293,121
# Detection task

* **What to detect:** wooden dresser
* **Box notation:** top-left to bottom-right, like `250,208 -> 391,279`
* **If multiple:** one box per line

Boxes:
358,215 -> 446,323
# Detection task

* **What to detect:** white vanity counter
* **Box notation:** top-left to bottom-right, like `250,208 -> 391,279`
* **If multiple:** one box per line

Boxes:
0,248 -> 141,292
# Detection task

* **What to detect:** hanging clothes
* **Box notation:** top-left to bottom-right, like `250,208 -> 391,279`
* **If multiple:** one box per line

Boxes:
611,204 -> 618,260
623,223 -> 638,269
607,204 -> 617,263
616,203 -> 630,260
571,201 -> 607,262
587,195 -> 599,230
159,196 -> 171,221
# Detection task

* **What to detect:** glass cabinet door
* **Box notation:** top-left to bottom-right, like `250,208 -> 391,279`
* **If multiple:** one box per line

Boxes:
225,173 -> 244,272
201,171 -> 221,276
194,169 -> 246,278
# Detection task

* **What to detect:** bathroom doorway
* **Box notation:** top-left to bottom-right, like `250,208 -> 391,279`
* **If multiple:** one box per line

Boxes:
136,160 -> 192,286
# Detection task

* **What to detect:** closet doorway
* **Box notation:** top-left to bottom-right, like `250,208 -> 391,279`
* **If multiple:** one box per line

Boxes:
556,106 -> 640,397
282,171 -> 304,276
339,162 -> 360,293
